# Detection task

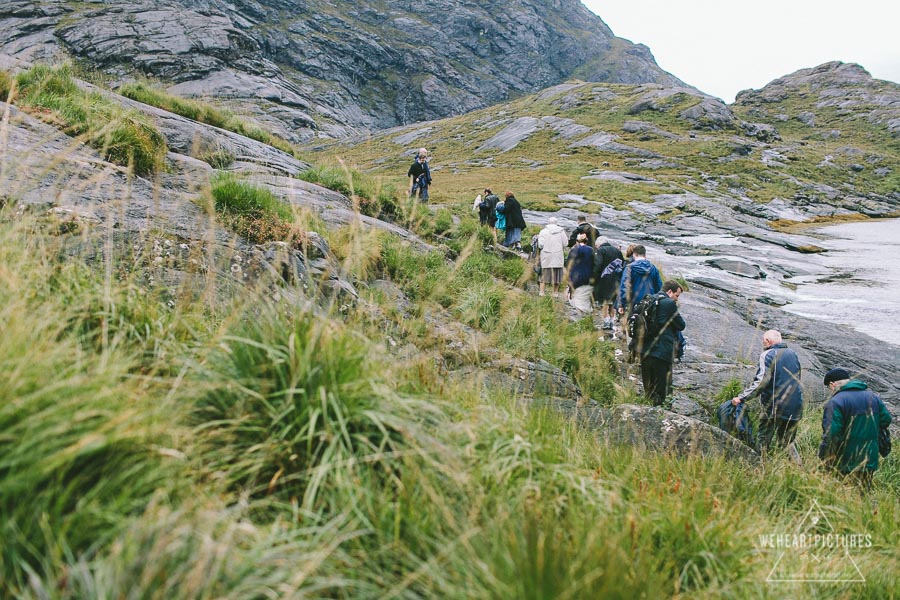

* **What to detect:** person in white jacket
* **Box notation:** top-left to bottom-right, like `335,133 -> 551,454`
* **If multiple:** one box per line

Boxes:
537,217 -> 569,297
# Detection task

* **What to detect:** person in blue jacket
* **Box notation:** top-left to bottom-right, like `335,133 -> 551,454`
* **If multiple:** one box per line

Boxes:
819,367 -> 892,489
566,233 -> 595,312
730,330 -> 803,452
616,244 -> 663,318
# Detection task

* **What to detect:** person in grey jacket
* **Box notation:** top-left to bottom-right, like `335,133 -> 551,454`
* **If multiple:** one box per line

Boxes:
730,330 -> 803,452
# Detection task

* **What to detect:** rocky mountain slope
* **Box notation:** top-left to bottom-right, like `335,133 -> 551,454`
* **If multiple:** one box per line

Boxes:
0,0 -> 683,142
3,57 -> 898,423
314,61 -> 900,415
327,61 -> 898,219
3,8 -> 900,595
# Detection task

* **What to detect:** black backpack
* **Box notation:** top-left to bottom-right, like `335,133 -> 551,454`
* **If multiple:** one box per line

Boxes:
627,292 -> 664,358
879,426 -> 891,458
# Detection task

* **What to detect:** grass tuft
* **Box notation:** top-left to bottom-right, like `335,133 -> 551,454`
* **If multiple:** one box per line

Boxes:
209,173 -> 298,243
11,64 -> 167,175
118,81 -> 296,155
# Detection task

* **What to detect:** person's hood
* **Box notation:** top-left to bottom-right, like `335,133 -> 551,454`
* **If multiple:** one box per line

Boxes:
839,380 -> 868,392
543,223 -> 564,234
629,258 -> 654,275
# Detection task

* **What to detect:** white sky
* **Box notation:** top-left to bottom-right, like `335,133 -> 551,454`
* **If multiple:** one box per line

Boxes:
582,0 -> 900,103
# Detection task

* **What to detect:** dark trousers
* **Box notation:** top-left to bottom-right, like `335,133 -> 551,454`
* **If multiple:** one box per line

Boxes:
641,356 -> 672,406
410,179 -> 429,202
757,417 -> 798,451
844,470 -> 875,493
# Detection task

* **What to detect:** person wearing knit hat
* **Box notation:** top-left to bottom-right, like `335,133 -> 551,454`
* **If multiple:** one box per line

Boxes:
819,368 -> 892,489
823,367 -> 851,386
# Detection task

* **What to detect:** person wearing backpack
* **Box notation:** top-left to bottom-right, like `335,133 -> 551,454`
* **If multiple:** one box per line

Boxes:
494,197 -> 507,243
474,188 -> 499,227
819,368 -> 892,490
566,233 -> 595,312
593,238 -> 624,330
617,244 -> 663,320
729,330 -> 803,454
639,280 -> 685,406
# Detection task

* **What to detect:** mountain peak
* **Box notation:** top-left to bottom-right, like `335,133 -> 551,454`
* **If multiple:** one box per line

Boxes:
0,0 -> 685,140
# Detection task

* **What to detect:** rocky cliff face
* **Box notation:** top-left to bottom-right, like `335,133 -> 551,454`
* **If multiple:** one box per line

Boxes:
734,61 -> 900,140
0,0 -> 684,141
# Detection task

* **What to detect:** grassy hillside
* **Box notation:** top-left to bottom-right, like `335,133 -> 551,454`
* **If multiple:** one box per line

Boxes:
304,77 -> 899,218
2,63 -> 899,598
1,201 -> 898,598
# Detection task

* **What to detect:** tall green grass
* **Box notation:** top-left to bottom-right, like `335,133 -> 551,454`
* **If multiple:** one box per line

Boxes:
298,162 -> 400,219
118,81 -> 296,155
9,64 -> 167,176
192,308 -> 426,510
1,188 -> 897,598
0,223 -> 189,594
209,173 -> 296,243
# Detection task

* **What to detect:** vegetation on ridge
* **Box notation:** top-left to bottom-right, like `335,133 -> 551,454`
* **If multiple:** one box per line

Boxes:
3,58 -> 900,599
118,81 -> 297,157
209,173 -> 299,244
3,64 -> 167,176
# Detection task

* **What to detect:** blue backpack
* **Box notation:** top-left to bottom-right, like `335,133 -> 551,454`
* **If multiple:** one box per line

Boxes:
718,400 -> 756,448
601,257 -> 625,279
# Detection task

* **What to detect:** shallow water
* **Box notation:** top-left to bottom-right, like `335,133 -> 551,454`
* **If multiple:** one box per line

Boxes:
782,219 -> 900,347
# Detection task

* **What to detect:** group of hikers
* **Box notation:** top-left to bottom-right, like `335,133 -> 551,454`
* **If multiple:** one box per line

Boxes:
721,334 -> 892,488
410,150 -> 892,486
528,211 -> 892,486
472,188 -> 527,250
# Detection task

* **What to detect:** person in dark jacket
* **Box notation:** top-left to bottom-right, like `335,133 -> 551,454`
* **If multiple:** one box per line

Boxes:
819,368 -> 892,489
730,330 -> 803,452
501,191 -> 527,250
593,238 -> 624,330
568,215 -> 599,248
477,188 -> 499,227
407,152 -> 431,202
640,280 -> 685,406
566,233 -> 595,312
617,245 -> 663,317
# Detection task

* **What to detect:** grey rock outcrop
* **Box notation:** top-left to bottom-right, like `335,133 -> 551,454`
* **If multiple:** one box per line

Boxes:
558,403 -> 758,462
458,358 -> 583,402
0,0 -> 687,139
570,132 -> 661,158
735,62 -> 900,138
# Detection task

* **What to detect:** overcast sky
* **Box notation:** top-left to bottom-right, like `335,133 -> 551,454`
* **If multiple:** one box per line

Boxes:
582,0 -> 900,103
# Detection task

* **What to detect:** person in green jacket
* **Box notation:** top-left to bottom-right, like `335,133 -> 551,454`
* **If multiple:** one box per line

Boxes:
819,368 -> 893,489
